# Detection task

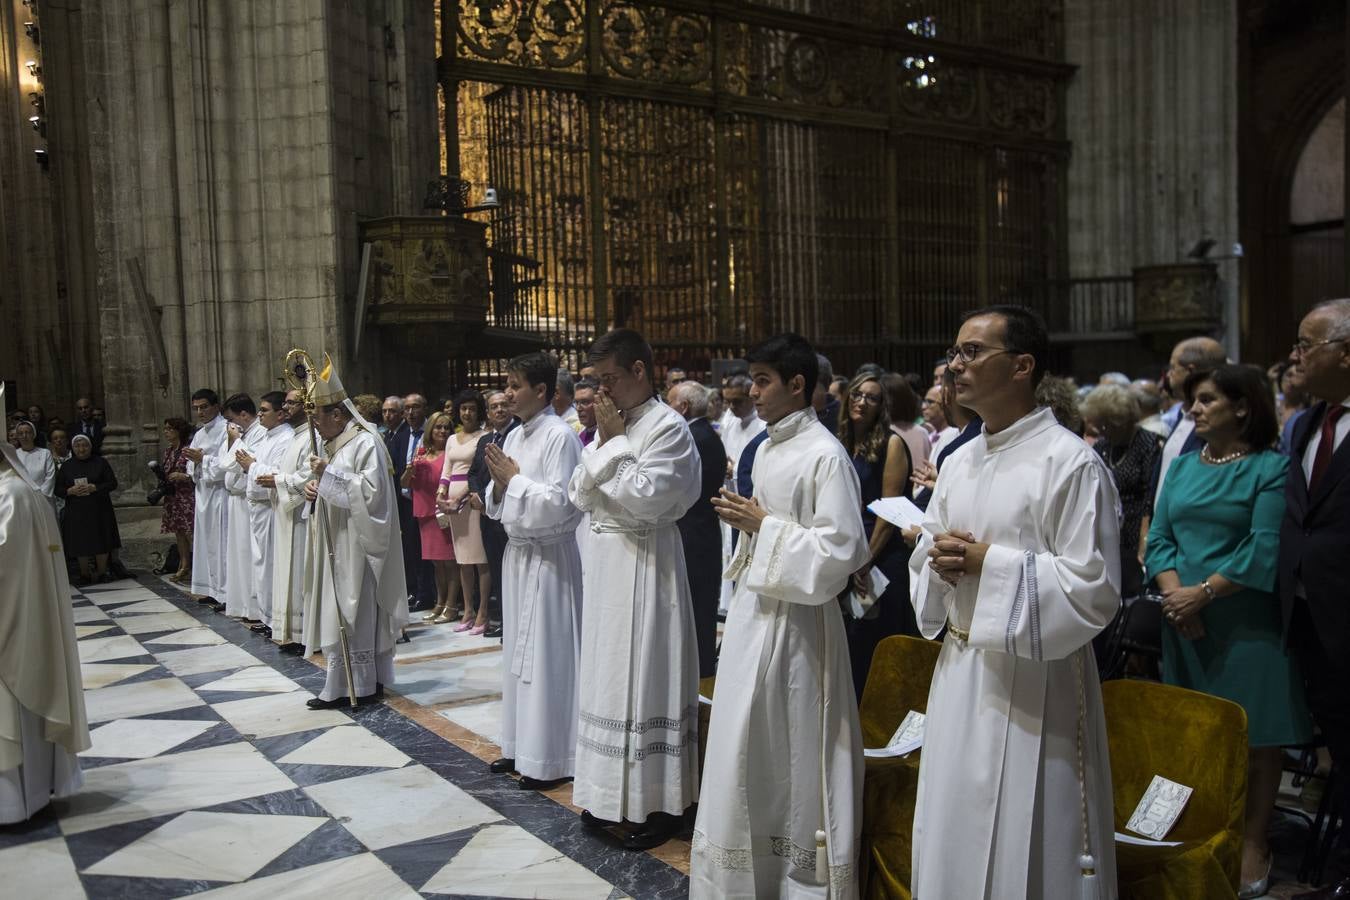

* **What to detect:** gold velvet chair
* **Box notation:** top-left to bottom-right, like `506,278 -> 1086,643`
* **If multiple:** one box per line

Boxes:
858,635 -> 943,900
1102,679 -> 1249,900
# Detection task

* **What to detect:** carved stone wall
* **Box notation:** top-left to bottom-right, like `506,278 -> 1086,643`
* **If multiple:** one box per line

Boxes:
1064,0 -> 1240,353
1,0 -> 437,498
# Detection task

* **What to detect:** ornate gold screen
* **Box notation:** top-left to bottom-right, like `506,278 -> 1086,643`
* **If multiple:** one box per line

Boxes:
442,0 -> 1069,377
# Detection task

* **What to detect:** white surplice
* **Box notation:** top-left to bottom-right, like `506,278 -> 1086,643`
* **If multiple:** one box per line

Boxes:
567,397 -> 702,822
718,410 -> 766,613
243,422 -> 294,624
305,420 -> 409,701
484,407 -> 584,781
0,455 -> 89,823
269,423 -> 314,643
908,406 -> 1121,900
692,407 -> 870,899
188,414 -> 229,598
221,419 -> 265,618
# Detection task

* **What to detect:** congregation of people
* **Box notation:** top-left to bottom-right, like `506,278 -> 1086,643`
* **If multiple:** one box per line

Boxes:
4,296 -> 1350,899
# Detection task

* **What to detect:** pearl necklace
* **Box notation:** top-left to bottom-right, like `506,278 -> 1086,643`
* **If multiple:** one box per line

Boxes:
1201,445 -> 1248,465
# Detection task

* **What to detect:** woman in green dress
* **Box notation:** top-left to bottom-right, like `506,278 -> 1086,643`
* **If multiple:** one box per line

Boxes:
1146,364 -> 1311,898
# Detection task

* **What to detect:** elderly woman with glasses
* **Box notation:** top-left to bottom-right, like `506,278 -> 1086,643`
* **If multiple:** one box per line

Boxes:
837,371 -> 916,698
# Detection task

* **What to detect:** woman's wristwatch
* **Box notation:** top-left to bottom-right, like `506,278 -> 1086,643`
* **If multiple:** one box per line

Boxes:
1200,579 -> 1217,602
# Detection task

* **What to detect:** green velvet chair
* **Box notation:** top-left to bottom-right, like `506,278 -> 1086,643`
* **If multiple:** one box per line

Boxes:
858,635 -> 943,900
1102,679 -> 1249,900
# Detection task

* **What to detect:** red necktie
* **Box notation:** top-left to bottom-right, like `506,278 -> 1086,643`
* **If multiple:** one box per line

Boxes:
1309,405 -> 1346,491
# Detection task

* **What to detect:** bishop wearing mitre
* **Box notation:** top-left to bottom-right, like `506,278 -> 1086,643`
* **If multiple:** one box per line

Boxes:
301,356 -> 410,708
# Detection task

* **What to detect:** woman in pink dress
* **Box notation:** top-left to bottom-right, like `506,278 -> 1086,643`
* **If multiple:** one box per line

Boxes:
402,412 -> 459,623
437,390 -> 491,634
437,391 -> 491,634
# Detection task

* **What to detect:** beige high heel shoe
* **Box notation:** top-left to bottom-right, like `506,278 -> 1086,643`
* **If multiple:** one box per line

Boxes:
422,602 -> 447,623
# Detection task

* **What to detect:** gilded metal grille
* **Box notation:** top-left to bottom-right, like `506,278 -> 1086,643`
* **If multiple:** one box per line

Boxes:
444,0 -> 1068,379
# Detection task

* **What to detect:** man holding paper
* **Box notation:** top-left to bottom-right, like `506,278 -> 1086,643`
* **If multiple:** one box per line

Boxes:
909,306 -> 1122,899
692,333 -> 869,898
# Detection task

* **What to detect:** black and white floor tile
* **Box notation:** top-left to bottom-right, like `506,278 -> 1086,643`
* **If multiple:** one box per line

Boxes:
1,576 -> 689,899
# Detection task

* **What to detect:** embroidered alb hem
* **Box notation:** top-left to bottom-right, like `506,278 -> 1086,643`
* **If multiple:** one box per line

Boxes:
578,705 -> 697,735
692,829 -> 856,888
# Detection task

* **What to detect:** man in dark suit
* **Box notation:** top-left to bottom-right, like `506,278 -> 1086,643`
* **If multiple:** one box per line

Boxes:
73,397 -> 104,454
387,392 -> 435,611
467,390 -> 518,640
668,381 -> 728,678
1281,299 -> 1350,900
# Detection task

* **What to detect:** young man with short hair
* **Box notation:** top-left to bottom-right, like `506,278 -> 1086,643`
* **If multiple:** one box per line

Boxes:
692,333 -> 869,897
484,352 -> 585,790
185,389 -> 228,603
233,390 -> 295,633
567,328 -> 702,850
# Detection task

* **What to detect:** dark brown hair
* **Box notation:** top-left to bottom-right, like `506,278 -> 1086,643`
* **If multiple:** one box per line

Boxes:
1184,364 -> 1279,449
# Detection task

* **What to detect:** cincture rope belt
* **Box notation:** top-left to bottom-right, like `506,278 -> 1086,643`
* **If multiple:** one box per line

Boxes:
506,530 -> 576,683
945,619 -> 970,642
590,520 -> 656,538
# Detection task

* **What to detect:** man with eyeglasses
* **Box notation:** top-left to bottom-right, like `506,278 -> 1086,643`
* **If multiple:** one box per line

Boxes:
1280,299 -> 1350,900
717,374 -> 765,612
908,305 -> 1122,898
184,388 -> 229,604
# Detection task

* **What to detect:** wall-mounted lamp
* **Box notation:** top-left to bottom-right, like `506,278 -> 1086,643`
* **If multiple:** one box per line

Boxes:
34,149 -> 48,171
29,92 -> 44,115
24,21 -> 39,44
25,59 -> 40,77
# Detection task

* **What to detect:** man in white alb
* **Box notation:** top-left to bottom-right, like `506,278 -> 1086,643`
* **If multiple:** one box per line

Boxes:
185,389 -> 229,605
717,374 -> 765,613
219,394 -> 265,620
255,389 -> 311,649
567,328 -> 702,850
234,391 -> 295,635
909,305 -> 1122,899
484,351 -> 584,789
693,333 -> 869,898
302,356 -> 410,708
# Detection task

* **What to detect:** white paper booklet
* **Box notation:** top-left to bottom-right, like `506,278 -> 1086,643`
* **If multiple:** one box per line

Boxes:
1125,775 -> 1193,840
863,710 -> 925,758
867,496 -> 926,531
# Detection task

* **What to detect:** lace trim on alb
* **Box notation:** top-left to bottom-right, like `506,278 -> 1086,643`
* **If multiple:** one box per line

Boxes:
577,730 -> 696,760
578,705 -> 697,734
692,830 -> 856,888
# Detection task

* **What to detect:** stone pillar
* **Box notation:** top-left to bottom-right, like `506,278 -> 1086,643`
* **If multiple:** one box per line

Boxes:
1064,0 -> 1240,354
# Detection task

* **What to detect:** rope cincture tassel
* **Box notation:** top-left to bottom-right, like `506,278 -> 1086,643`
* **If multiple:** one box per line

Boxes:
1080,852 -> 1098,900
815,829 -> 828,886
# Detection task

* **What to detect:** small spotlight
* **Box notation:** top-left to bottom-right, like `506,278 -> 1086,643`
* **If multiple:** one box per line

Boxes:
24,21 -> 39,43
25,59 -> 40,77
34,148 -> 48,171
481,187 -> 499,208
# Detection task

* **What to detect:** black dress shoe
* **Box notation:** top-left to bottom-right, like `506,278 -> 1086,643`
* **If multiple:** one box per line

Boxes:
1295,876 -> 1350,900
622,812 -> 682,850
209,601 -> 226,612
518,775 -> 572,791
580,809 -> 620,830
279,643 -> 305,655
195,595 -> 216,604
484,623 -> 503,639
489,757 -> 516,774
249,623 -> 271,635
306,691 -> 381,710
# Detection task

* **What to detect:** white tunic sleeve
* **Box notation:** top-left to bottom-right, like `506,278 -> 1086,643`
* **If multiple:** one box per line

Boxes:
908,461 -> 959,639
487,427 -> 580,529
967,459 -> 1121,661
568,421 -> 699,520
741,455 -> 868,606
35,451 -> 56,498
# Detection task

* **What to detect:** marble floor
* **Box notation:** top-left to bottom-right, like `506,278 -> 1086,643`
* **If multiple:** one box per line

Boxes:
1,576 -> 690,899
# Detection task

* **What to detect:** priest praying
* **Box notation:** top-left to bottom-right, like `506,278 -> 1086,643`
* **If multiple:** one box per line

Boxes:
567,328 -> 703,851
219,393 -> 264,620
483,351 -> 584,790
301,357 -> 410,709
909,305 -> 1121,899
233,390 -> 295,635
692,333 -> 870,898
255,390 -> 312,649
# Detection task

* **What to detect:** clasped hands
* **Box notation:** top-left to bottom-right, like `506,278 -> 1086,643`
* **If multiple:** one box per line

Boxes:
594,393 -> 625,445
484,443 -> 520,497
926,530 -> 988,586
711,488 -> 767,534
234,448 -> 255,472
1160,585 -> 1209,640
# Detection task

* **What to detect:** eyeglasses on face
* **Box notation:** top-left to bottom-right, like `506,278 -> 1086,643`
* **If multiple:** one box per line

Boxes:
1291,337 -> 1347,355
849,390 -> 883,405
945,342 -> 1013,365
